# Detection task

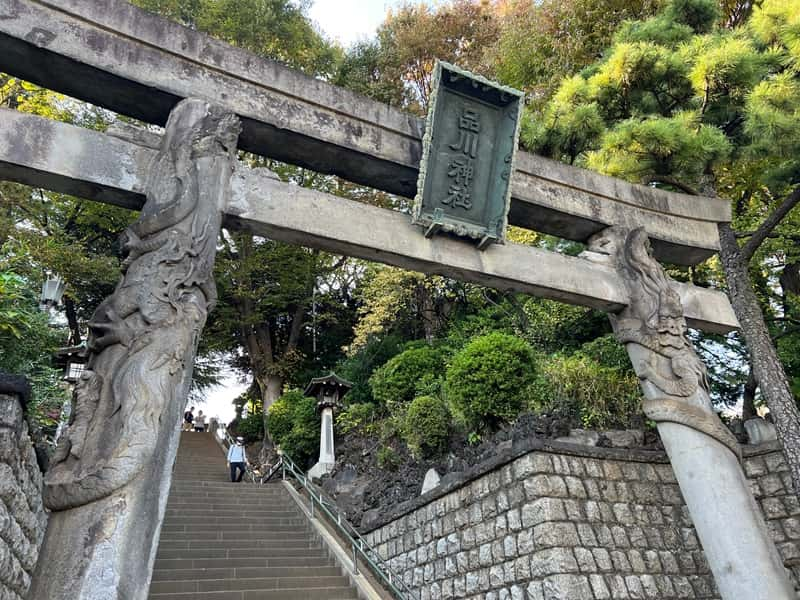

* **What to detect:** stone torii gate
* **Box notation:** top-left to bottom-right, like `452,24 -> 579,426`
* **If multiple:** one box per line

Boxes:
0,1 -> 792,599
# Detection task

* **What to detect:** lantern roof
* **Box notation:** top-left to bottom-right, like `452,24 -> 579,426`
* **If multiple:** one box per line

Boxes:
303,372 -> 353,398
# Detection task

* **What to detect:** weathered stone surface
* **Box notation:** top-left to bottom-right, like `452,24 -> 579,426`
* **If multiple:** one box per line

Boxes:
601,430 -> 644,448
361,437 -> 798,600
27,99 -> 240,600
0,0 -> 731,265
554,429 -> 600,446
744,418 -> 778,445
0,108 -> 739,334
607,226 -> 793,599
0,383 -> 46,600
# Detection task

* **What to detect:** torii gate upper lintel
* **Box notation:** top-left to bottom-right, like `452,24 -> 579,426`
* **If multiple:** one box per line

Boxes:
0,1 -> 793,599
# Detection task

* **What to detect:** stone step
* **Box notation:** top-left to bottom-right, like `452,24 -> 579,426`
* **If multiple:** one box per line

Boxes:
163,515 -> 303,525
166,496 -> 290,505
165,502 -> 291,512
160,523 -> 307,533
164,509 -> 298,518
157,540 -> 321,551
148,433 -> 360,600
158,531 -> 316,542
150,575 -> 350,595
167,492 -> 288,499
166,494 -> 288,503
169,481 -> 282,490
151,565 -> 342,582
156,548 -> 325,561
148,586 -> 359,599
154,556 -> 332,570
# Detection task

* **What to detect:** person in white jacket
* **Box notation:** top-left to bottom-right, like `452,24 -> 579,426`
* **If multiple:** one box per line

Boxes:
227,436 -> 248,482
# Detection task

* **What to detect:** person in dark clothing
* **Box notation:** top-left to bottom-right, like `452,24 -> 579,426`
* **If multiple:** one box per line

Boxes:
227,436 -> 248,482
183,406 -> 194,431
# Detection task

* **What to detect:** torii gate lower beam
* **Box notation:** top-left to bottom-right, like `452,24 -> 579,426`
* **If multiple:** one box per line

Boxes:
0,107 -> 737,334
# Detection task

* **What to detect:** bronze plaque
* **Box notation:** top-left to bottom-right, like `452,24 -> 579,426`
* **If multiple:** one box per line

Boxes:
412,61 -> 523,249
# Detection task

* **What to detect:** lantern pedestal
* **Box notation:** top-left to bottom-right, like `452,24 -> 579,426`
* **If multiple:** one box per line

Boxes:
303,373 -> 352,480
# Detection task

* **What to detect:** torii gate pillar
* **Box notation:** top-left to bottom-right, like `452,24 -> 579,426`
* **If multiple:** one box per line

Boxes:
28,99 -> 240,600
590,227 -> 795,600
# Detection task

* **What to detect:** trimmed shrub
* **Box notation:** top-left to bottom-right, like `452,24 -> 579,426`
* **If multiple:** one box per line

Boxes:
403,395 -> 450,457
267,389 -> 320,464
445,332 -> 535,431
369,344 -> 442,412
236,413 -> 265,444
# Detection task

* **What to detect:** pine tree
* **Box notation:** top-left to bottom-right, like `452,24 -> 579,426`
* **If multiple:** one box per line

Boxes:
525,0 -> 800,491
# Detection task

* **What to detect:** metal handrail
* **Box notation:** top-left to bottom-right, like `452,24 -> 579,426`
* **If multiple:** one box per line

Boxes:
216,428 -> 415,598
275,452 -> 417,600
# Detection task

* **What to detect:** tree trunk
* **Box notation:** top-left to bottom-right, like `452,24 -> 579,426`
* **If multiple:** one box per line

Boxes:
252,372 -> 282,462
742,364 -> 758,422
719,222 -> 800,494
261,373 -> 283,413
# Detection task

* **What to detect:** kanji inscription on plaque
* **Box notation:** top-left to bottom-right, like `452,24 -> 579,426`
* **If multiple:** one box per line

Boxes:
412,61 -> 523,249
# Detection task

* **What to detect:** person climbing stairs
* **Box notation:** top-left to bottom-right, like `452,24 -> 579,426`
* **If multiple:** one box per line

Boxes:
147,431 -> 360,599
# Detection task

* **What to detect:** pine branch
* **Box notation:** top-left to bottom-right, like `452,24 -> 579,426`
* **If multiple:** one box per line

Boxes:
646,175 -> 700,196
741,185 -> 800,262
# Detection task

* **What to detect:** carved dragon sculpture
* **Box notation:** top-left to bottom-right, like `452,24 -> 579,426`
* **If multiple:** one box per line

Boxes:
585,226 -> 741,460
44,100 -> 240,510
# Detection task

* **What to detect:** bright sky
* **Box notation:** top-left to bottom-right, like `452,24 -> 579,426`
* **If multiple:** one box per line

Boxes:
200,0 -> 407,421
307,0 -> 391,47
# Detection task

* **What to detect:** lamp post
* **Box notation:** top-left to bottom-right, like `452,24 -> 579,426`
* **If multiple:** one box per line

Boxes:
304,373 -> 352,479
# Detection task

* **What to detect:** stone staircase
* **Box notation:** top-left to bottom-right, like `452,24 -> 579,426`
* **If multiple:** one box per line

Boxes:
148,431 -> 360,599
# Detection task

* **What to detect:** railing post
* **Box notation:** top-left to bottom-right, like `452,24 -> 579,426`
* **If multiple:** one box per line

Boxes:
310,495 -> 314,519
352,543 -> 358,575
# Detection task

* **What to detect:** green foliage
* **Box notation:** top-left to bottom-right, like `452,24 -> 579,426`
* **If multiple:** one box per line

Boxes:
531,353 -> 642,429
369,344 -> 443,413
585,112 -> 731,182
445,332 -> 535,431
521,298 -> 610,354
488,0 -> 664,98
403,395 -> 450,457
236,412 -> 265,444
132,0 -> 340,77
0,271 -> 69,432
267,389 -> 319,464
376,445 -> 400,470
336,402 -> 378,435
336,333 -> 403,406
663,0 -> 720,33
577,334 -> 635,371
524,0 -> 800,413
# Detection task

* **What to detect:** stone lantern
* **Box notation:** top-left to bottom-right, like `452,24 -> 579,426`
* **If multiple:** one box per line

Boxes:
305,372 -> 352,479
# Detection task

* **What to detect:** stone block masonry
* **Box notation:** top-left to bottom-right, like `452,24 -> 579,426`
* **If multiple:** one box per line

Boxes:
0,377 -> 47,600
362,438 -> 798,599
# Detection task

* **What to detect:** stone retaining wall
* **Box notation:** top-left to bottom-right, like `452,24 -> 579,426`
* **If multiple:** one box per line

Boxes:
0,377 -> 48,600
362,438 -> 797,600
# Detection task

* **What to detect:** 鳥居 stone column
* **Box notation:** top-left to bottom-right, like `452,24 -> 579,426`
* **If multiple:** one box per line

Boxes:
585,227 -> 794,600
28,99 -> 240,600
